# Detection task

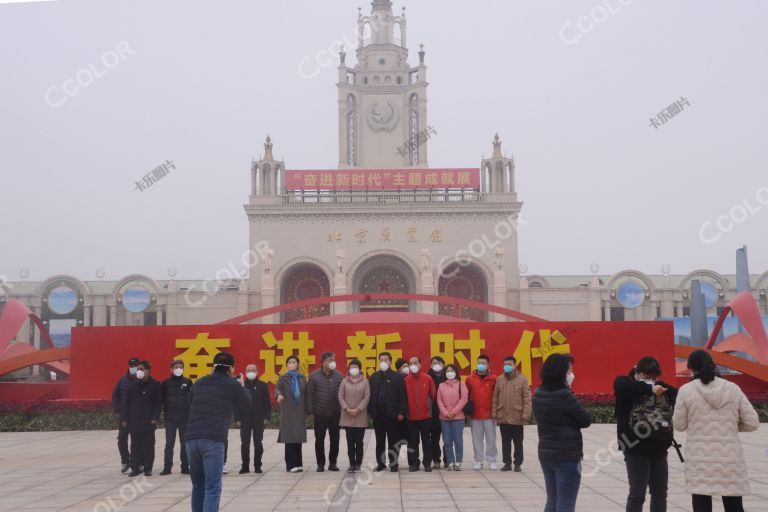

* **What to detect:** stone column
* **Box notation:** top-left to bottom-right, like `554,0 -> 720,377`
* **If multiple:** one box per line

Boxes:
261,274 -> 276,324
491,270 -> 507,322
588,275 -> 601,321
333,273 -> 348,315
603,302 -> 611,322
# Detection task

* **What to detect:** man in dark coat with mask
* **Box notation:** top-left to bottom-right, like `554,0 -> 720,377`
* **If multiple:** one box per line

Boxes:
160,359 -> 193,475
120,360 -> 162,477
112,357 -> 140,473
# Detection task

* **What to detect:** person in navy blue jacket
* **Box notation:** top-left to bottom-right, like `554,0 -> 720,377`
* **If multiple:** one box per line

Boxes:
185,352 -> 251,512
120,360 -> 162,477
111,357 -> 139,473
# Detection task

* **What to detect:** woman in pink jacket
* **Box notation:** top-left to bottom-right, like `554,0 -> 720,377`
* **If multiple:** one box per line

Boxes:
437,364 -> 469,470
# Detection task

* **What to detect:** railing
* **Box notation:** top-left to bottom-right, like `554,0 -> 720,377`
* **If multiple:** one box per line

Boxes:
281,189 -> 486,205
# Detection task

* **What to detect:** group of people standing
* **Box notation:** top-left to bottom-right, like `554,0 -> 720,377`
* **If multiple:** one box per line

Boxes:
272,351 -> 533,474
113,348 -> 761,512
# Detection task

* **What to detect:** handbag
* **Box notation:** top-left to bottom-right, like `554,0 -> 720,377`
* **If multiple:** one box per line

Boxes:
460,379 -> 474,416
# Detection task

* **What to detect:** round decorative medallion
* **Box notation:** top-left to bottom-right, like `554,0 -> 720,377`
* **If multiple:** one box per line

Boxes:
366,101 -> 400,132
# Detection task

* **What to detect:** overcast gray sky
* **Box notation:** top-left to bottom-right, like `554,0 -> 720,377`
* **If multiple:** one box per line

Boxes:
1,0 -> 767,282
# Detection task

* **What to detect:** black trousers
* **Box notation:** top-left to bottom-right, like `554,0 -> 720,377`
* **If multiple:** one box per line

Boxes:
373,411 -> 401,468
117,423 -> 130,464
285,443 -> 303,470
240,422 -> 265,469
313,414 -> 340,467
345,427 -> 365,466
692,495 -> 744,512
129,429 -> 156,472
163,419 -> 188,470
430,415 -> 444,464
500,424 -> 524,467
407,418 -> 432,468
625,452 -> 668,512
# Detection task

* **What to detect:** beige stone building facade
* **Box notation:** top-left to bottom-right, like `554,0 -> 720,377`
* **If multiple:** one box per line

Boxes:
2,0 -> 768,352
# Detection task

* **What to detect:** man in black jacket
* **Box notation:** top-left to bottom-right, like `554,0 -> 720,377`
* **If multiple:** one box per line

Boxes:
427,356 -> 447,469
112,357 -> 140,473
367,352 -> 407,472
306,351 -> 343,472
120,360 -> 162,477
234,363 -> 271,474
186,352 -> 251,512
160,359 -> 193,475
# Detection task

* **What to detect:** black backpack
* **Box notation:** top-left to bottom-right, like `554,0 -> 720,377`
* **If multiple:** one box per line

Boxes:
629,393 -> 674,441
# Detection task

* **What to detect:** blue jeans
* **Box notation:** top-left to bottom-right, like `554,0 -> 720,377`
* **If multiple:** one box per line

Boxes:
540,461 -> 582,512
441,419 -> 464,465
186,439 -> 225,512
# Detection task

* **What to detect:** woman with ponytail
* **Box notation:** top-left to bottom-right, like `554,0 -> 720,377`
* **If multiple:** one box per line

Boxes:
673,350 -> 759,512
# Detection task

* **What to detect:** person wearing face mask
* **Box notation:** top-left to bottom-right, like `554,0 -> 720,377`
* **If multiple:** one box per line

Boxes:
673,350 -> 759,512
403,356 -> 437,472
437,364 -> 468,471
276,355 -> 308,472
614,356 -> 678,512
466,354 -> 498,470
532,353 -> 592,512
427,356 -> 447,469
306,351 -> 343,472
394,358 -> 411,451
160,360 -> 193,475
185,352 -> 251,512
338,359 -> 370,473
492,356 -> 531,473
234,364 -> 271,474
120,361 -> 162,477
112,357 -> 140,473
367,352 -> 407,472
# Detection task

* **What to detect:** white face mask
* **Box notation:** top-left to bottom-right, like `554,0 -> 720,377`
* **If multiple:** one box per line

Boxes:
136,370 -> 146,380
349,367 -> 360,377
432,364 -> 443,373
566,372 -> 575,388
445,371 -> 456,380
129,367 -> 138,376
401,365 -> 410,375
328,361 -> 337,370
409,364 -> 419,374
246,371 -> 257,380
642,378 -> 655,385
379,361 -> 389,372
173,368 -> 184,377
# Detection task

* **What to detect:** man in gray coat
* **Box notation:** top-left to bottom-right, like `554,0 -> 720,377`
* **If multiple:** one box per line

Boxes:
306,351 -> 343,472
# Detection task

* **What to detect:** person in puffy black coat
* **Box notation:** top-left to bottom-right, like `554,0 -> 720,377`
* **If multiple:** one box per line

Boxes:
111,357 -> 139,472
119,360 -> 162,477
532,353 -> 591,512
160,359 -> 193,475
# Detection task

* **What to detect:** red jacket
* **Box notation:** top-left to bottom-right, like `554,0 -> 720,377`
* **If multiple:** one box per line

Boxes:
465,371 -> 497,419
404,371 -> 437,421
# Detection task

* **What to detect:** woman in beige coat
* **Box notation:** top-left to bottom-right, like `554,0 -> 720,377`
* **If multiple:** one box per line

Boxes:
338,358 -> 370,473
673,350 -> 759,512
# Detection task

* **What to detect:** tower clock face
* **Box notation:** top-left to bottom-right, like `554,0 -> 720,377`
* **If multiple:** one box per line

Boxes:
366,101 -> 400,132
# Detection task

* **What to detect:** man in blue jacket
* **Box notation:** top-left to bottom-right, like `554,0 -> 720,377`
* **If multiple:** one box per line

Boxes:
111,357 -> 140,473
185,352 -> 251,512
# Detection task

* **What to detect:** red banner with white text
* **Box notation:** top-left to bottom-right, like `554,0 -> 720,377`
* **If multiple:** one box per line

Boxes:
284,168 -> 480,190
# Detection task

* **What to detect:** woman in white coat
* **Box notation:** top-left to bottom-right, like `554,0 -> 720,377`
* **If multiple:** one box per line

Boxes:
673,349 -> 760,512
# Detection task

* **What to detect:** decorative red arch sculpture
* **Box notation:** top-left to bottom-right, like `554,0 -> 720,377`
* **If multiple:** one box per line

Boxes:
216,293 -> 546,325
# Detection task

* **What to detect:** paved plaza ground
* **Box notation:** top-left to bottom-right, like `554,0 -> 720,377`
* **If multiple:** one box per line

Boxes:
0,424 -> 766,511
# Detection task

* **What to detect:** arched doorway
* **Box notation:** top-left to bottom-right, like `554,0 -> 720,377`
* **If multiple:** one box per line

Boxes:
438,262 -> 488,321
280,264 -> 331,322
353,255 -> 416,312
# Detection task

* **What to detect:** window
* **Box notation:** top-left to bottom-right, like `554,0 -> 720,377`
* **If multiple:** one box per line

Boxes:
346,95 -> 357,166
408,93 -> 419,165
